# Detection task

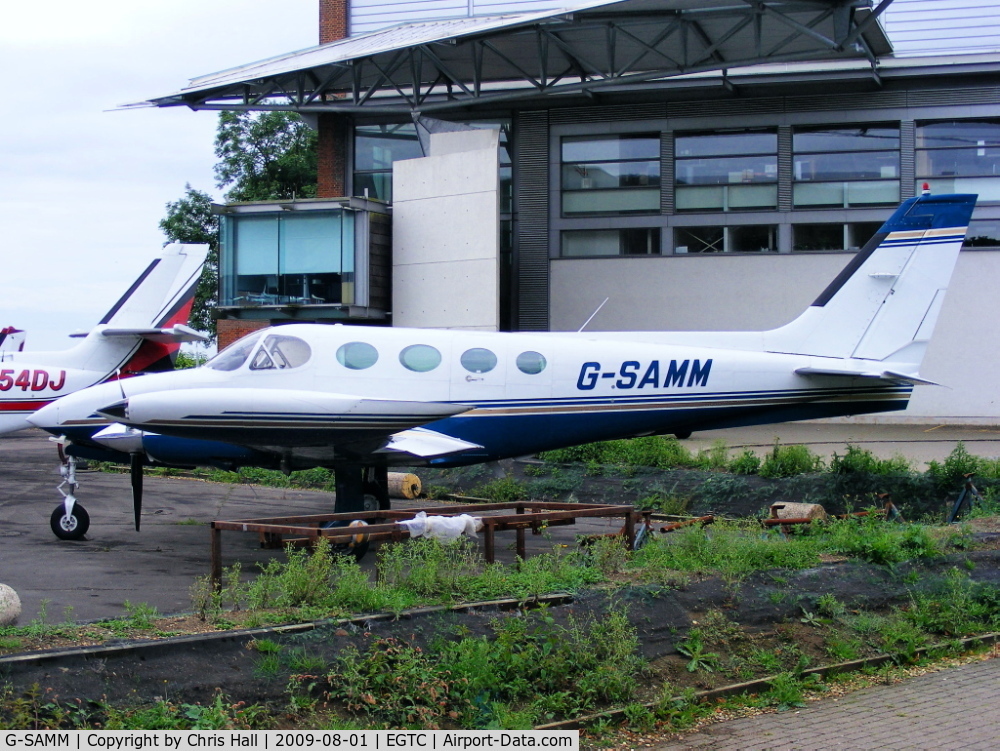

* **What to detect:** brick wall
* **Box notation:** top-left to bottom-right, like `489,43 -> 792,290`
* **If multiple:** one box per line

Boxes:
319,0 -> 348,43
317,0 -> 350,199
317,115 -> 347,198
217,319 -> 270,351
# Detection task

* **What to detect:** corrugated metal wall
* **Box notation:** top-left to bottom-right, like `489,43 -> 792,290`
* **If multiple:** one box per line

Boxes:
351,0 -> 564,35
350,0 -> 1000,58
884,0 -> 1000,56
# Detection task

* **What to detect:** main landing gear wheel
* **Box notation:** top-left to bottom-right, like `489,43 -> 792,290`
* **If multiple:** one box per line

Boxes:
50,503 -> 90,541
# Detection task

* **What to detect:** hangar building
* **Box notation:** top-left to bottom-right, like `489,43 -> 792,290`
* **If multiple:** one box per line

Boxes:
148,0 -> 1000,423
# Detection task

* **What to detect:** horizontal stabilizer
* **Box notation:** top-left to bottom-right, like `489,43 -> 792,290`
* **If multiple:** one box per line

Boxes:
100,324 -> 208,343
375,428 -> 484,459
795,366 -> 939,386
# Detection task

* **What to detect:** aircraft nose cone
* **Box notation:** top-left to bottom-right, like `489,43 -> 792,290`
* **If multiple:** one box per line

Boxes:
98,400 -> 129,421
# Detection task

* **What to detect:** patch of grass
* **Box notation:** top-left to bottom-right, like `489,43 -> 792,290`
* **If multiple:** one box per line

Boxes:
830,445 -> 913,475
759,443 -> 824,479
469,477 -> 529,502
102,692 -> 271,730
728,449 -> 762,475
764,672 -> 823,711
303,608 -> 643,728
634,521 -> 823,580
635,492 -> 690,515
676,632 -> 720,673
905,567 -> 1000,637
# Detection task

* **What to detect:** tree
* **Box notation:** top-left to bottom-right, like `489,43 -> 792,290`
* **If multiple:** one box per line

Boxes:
214,111 -> 318,202
159,185 -> 219,339
160,111 -> 320,340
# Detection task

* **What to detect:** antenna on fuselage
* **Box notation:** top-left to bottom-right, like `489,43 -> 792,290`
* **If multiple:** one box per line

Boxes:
578,297 -> 610,332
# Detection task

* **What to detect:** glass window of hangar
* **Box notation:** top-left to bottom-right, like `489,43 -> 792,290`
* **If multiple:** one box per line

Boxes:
220,210 -> 356,308
674,130 -> 778,212
674,225 -> 777,254
916,120 -> 1000,202
792,222 -> 882,252
792,125 -> 899,209
354,122 -> 512,210
561,228 -> 661,257
560,134 -> 660,215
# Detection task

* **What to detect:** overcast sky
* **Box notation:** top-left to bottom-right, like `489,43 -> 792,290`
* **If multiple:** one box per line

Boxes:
0,0 -> 317,349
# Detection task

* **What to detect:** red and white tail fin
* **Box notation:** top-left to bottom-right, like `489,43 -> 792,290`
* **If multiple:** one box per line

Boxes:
96,243 -> 210,375
0,327 -> 25,354
22,244 -> 209,377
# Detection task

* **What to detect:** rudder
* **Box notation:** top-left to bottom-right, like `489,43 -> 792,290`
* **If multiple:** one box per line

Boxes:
764,192 -> 977,366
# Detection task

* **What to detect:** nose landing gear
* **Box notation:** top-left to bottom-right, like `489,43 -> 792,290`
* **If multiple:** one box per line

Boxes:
50,454 -> 90,540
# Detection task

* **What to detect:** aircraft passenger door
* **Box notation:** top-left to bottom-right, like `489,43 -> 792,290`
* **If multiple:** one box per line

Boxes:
449,341 -> 508,404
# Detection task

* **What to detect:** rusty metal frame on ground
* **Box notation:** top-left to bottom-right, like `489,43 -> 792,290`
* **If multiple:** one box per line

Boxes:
209,501 -> 643,587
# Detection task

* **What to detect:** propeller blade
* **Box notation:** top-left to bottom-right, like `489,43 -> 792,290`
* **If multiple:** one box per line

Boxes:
130,452 -> 143,531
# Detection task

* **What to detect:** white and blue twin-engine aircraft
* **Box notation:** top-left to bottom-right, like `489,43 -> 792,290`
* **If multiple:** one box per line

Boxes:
30,192 -> 975,537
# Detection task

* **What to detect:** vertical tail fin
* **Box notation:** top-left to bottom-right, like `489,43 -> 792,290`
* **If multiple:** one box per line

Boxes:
100,244 -> 208,329
764,192 -> 977,368
0,327 -> 25,354
106,243 -> 209,374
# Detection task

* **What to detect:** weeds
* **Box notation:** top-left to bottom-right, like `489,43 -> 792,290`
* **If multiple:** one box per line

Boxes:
676,632 -> 720,673
303,608 -> 643,728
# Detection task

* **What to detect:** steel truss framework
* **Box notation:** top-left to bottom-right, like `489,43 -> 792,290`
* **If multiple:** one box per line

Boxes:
149,0 -> 894,116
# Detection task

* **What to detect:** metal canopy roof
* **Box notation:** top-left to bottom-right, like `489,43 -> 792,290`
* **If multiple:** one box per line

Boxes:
144,0 -> 894,116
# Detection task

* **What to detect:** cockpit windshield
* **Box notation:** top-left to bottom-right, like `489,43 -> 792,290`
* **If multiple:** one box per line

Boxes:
206,332 -> 264,371
250,334 -> 312,370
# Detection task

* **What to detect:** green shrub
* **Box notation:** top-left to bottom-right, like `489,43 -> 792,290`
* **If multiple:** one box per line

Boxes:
830,445 -> 912,475
728,449 -> 761,475
313,609 -> 642,728
759,443 -> 824,478
905,567 -> 1000,636
470,477 -> 529,502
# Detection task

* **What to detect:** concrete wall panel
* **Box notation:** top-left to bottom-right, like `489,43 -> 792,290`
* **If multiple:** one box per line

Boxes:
393,131 -> 500,330
392,258 -> 500,329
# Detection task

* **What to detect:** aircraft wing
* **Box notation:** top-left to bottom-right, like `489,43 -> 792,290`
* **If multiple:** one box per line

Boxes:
97,388 -> 473,447
795,367 -> 939,386
375,427 -> 484,459
99,324 -> 208,343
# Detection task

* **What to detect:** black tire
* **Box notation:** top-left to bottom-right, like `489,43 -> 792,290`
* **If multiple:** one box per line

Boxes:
51,503 -> 90,540
363,493 -> 389,512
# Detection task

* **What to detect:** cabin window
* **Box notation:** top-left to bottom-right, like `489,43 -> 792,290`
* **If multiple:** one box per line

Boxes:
250,335 -> 312,370
400,344 -> 442,372
207,332 -> 264,371
516,351 -> 547,375
461,348 -> 498,374
337,341 -> 379,370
